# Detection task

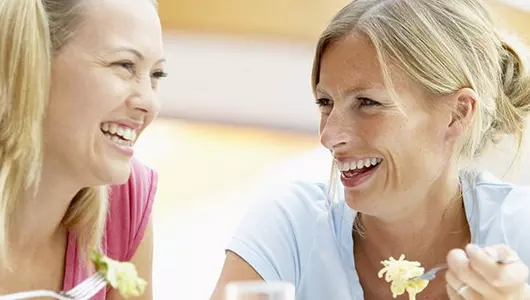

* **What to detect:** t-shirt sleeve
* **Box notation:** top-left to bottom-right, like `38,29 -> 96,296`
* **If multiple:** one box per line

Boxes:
226,181 -> 327,287
106,157 -> 158,261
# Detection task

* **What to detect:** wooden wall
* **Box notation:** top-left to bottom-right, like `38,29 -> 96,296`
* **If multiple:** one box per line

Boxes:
158,0 -> 530,42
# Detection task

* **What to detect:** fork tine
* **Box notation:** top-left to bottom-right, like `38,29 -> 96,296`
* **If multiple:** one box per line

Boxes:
68,278 -> 107,300
65,274 -> 107,299
67,276 -> 106,297
66,274 -> 102,295
413,263 -> 448,281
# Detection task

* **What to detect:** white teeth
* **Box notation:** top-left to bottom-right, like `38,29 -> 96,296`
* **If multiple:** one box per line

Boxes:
337,157 -> 382,171
356,160 -> 364,169
100,122 -> 138,142
122,128 -> 137,141
364,159 -> 371,168
109,123 -> 118,134
103,133 -> 133,146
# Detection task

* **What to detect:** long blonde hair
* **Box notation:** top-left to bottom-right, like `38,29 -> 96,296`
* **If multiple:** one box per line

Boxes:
312,0 -> 530,204
0,0 -> 108,267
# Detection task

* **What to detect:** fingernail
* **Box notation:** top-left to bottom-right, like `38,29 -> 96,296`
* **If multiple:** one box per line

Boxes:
466,244 -> 479,253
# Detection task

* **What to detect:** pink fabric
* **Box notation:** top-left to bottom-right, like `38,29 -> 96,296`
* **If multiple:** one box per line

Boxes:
62,157 -> 158,299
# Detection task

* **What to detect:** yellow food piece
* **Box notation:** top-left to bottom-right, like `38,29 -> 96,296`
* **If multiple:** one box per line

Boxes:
91,250 -> 148,298
378,254 -> 429,300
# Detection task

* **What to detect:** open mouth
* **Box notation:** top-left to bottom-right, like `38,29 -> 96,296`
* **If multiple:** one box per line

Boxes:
100,122 -> 137,147
340,157 -> 382,179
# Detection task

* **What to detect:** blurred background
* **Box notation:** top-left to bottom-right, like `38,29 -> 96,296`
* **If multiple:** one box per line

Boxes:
133,0 -> 530,298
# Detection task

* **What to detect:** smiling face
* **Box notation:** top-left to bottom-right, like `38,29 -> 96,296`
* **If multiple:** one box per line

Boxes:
44,0 -> 165,186
316,32 -> 463,217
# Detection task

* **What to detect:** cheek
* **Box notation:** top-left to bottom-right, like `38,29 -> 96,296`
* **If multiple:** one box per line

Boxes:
387,115 -> 450,179
44,73 -> 131,152
355,115 -> 399,147
49,69 -> 129,122
371,112 -> 444,156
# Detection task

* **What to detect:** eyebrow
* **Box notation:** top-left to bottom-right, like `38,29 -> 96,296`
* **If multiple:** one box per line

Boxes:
112,47 -> 166,64
316,85 -> 384,96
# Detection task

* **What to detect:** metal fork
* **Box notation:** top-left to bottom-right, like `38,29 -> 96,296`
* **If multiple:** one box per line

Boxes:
412,256 -> 520,281
0,272 -> 107,300
63,272 -> 107,300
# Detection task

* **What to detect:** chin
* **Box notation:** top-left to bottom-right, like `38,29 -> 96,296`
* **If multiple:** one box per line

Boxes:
343,185 -> 386,215
93,158 -> 132,186
345,193 -> 372,212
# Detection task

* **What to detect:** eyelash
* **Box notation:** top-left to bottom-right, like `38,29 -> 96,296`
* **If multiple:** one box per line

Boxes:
113,61 -> 168,79
152,71 -> 168,79
114,61 -> 134,72
358,97 -> 379,107
315,98 -> 330,107
315,97 -> 380,108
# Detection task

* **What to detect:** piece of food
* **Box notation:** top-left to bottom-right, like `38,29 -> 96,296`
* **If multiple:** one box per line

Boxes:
378,254 -> 429,300
91,250 -> 147,298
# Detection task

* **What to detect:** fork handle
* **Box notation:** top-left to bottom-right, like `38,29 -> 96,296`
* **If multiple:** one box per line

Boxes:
0,290 -> 72,300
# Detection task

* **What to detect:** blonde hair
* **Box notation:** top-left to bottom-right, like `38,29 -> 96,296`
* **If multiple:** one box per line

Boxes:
312,0 -> 530,204
0,0 -> 108,267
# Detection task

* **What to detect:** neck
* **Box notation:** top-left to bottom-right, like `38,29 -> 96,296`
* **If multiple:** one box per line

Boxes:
354,169 -> 470,267
11,160 -> 81,250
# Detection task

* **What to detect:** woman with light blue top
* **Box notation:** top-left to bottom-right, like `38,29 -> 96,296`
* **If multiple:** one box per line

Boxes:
211,0 -> 530,299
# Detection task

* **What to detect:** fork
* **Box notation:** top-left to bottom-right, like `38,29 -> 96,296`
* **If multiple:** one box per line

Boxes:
412,256 -> 520,281
0,272 -> 107,300
63,272 -> 107,300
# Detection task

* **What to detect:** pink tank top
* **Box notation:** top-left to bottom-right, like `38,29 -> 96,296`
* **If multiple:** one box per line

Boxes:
61,157 -> 158,299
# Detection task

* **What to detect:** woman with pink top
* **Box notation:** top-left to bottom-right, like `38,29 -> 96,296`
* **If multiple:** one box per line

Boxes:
0,0 -> 165,299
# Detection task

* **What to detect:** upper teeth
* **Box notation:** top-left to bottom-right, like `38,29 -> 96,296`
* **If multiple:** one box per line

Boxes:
100,122 -> 137,141
337,157 -> 382,171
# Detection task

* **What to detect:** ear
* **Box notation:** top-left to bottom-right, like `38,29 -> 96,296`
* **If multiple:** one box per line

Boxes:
445,88 -> 477,142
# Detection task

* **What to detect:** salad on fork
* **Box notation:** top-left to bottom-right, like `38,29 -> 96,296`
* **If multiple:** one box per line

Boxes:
91,250 -> 147,298
378,254 -> 429,300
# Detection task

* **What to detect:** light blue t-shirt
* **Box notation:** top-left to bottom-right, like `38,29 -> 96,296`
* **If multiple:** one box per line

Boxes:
226,170 -> 530,299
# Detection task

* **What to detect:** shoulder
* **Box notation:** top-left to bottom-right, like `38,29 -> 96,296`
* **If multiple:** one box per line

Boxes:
106,157 -> 158,260
462,169 -> 530,217
234,179 -> 331,246
227,180 -> 332,283
462,169 -> 530,263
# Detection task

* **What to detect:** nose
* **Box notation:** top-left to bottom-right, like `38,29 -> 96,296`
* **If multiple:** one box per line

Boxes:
319,114 -> 352,151
127,79 -> 161,115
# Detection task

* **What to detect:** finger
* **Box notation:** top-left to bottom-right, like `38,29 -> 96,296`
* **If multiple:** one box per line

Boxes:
488,244 -> 519,263
465,244 -> 498,278
468,244 -> 529,291
446,283 -> 464,300
446,269 -> 482,299
447,248 -> 502,298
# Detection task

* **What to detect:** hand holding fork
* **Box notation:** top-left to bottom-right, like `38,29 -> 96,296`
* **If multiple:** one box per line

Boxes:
410,244 -> 528,300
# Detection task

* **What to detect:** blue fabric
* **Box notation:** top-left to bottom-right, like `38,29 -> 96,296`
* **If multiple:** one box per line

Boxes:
226,170 -> 530,299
